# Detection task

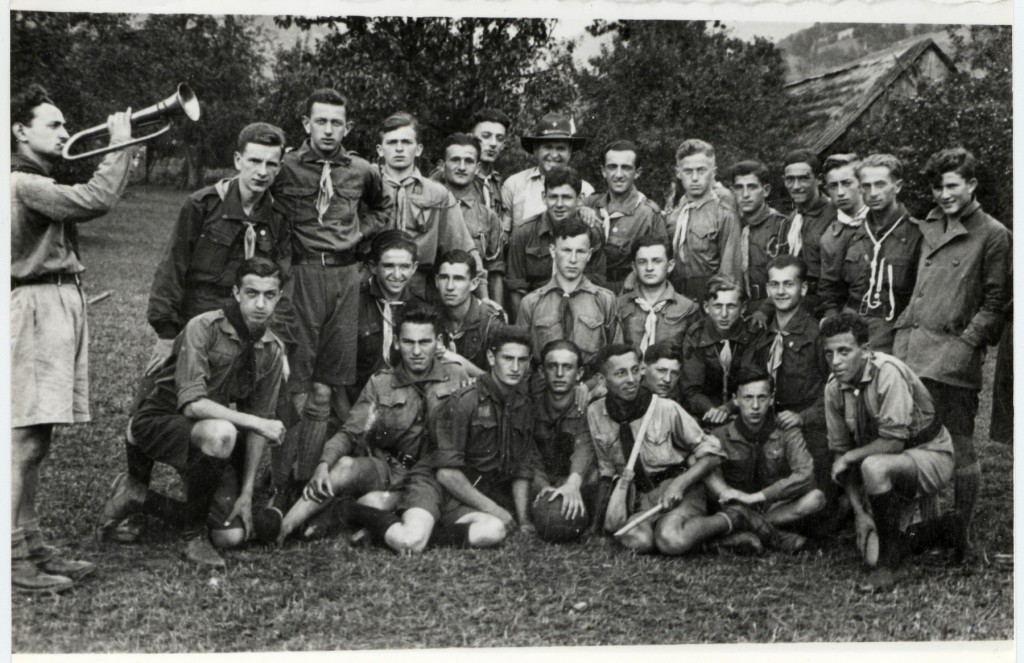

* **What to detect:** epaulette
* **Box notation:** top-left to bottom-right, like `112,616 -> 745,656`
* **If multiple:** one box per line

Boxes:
638,196 -> 662,215
189,182 -> 223,204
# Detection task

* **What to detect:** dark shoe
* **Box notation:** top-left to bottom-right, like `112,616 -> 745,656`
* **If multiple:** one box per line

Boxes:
724,504 -> 806,554
182,536 -> 226,569
96,472 -> 146,543
111,512 -> 147,544
30,545 -> 96,581
857,565 -> 904,593
12,558 -> 73,594
299,499 -> 350,541
252,507 -> 283,544
717,531 -> 764,555
940,513 -> 969,565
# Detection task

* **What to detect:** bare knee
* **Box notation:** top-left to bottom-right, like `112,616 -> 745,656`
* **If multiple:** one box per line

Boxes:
804,489 -> 826,515
12,426 -> 52,467
655,522 -> 694,556
194,421 -> 237,459
859,455 -> 890,492
467,515 -> 507,548
619,526 -> 655,553
210,527 -> 245,549
386,526 -> 431,554
330,456 -> 358,486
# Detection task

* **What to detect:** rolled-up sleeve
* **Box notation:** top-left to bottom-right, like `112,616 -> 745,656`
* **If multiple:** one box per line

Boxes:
175,318 -> 216,411
872,364 -> 913,442
673,407 -> 726,460
18,149 -> 134,223
825,380 -> 852,454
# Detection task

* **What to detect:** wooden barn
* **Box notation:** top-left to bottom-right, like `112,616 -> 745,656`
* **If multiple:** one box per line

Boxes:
784,37 -> 956,156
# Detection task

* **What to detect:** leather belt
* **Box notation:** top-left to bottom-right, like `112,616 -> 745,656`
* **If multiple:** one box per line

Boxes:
293,250 -> 357,267
12,272 -> 82,289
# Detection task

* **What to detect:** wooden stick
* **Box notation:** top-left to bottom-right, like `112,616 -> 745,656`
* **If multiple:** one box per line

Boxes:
88,290 -> 113,306
613,504 -> 664,537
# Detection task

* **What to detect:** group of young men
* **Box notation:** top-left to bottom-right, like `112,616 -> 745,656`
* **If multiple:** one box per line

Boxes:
10,83 -> 1011,597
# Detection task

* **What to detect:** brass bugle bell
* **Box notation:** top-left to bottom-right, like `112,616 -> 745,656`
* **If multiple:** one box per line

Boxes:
61,83 -> 201,161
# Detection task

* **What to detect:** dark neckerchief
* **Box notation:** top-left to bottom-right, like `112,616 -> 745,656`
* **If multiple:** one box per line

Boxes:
11,153 -> 49,176
606,386 -> 655,487
735,414 -> 775,447
222,302 -> 264,410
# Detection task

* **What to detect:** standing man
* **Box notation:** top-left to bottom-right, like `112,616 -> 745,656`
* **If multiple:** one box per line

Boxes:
468,108 -> 512,219
894,148 -> 1011,539
614,237 -> 700,356
584,140 -> 666,292
11,84 -> 134,592
501,112 -> 594,233
507,166 -> 607,313
665,139 -> 742,302
429,327 -> 543,547
97,258 -> 288,568
517,216 -> 617,376
436,249 -> 505,374
818,154 -> 922,353
823,313 -> 965,592
437,133 -> 505,302
678,275 -> 764,424
780,149 -> 838,314
377,113 -> 485,299
275,306 -> 470,553
729,160 -> 789,309
270,88 -> 391,497
146,122 -> 290,371
819,153 -> 868,287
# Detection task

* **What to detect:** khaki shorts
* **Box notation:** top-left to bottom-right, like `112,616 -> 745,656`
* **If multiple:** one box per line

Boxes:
637,480 -> 709,524
905,445 -> 955,495
11,284 -> 89,427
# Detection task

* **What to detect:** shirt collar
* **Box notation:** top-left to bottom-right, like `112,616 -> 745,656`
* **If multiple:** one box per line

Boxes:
926,199 -> 981,224
536,276 -> 599,297
368,276 -> 423,303
216,312 -> 272,347
445,297 -> 485,331
11,152 -> 52,176
770,305 -> 814,333
598,189 -> 644,216
383,167 -> 425,188
391,359 -> 449,388
297,139 -> 352,166
744,203 -> 772,228
527,167 -> 544,181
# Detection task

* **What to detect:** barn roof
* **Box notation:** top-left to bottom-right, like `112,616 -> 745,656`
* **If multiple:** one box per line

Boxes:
784,37 -> 955,154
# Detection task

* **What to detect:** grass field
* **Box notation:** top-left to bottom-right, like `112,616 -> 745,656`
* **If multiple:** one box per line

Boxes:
10,186 -> 1014,652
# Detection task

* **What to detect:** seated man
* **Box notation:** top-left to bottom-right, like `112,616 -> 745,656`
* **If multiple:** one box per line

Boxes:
436,249 -> 505,375
531,340 -> 598,533
275,305 -> 470,553
614,237 -> 701,356
641,340 -> 684,401
429,326 -> 542,547
706,371 -> 823,553
97,258 -> 288,568
589,344 -> 770,555
678,275 -> 764,423
823,313 -> 966,592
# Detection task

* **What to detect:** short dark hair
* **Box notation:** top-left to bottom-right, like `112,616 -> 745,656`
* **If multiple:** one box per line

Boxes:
488,325 -> 532,355
822,153 -> 859,177
12,84 -> 55,127
766,254 -> 808,282
551,217 -> 592,244
704,274 -> 746,303
856,153 -> 903,182
369,229 -> 418,264
734,367 -> 774,395
630,235 -> 673,262
470,108 -> 512,133
544,166 -> 583,195
235,256 -> 282,288
643,340 -> 679,365
305,88 -> 347,116
596,343 -> 641,375
237,122 -> 286,155
783,149 -> 822,175
675,139 -> 715,162
820,312 -> 870,345
379,112 -> 421,142
924,147 -> 978,185
541,339 -> 582,367
397,303 -> 441,337
438,248 -> 478,279
729,160 -> 770,186
602,140 -> 641,168
442,133 -> 481,160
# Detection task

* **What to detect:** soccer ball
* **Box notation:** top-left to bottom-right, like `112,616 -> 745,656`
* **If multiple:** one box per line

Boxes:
531,495 -> 588,543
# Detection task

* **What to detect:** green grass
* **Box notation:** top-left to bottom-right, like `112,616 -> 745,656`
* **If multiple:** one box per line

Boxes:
11,187 -> 1014,651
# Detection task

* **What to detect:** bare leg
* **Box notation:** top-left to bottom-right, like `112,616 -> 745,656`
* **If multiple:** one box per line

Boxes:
12,425 -> 52,528
766,489 -> 826,527
384,508 -> 436,554
454,512 -> 508,548
655,512 -> 731,556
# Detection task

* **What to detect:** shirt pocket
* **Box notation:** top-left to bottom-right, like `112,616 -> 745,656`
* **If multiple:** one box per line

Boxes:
376,390 -> 415,441
842,243 -> 870,286
763,438 -> 789,478
191,222 -> 240,284
573,312 -> 607,355
279,185 -> 319,223
688,220 -> 720,265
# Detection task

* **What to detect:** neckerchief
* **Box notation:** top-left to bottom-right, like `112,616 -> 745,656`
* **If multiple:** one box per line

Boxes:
606,386 -> 655,486
316,161 -> 333,224
735,414 -> 776,487
11,154 -> 48,176
222,301 -> 264,410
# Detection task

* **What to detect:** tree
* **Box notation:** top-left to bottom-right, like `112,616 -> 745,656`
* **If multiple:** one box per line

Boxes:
839,25 -> 1012,224
266,17 -> 577,169
575,20 -> 797,206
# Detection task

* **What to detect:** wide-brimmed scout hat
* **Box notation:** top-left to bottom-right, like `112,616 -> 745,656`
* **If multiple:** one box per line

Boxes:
520,113 -> 588,152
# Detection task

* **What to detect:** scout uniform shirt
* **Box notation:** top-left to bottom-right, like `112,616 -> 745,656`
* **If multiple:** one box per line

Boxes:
441,297 -> 505,371
614,282 -> 701,356
319,358 -> 470,470
665,191 -> 742,302
784,193 -> 837,284
711,417 -> 816,505
825,350 -> 953,457
449,185 -> 505,276
679,316 -> 765,417
147,177 -> 290,340
500,166 -> 595,233
532,393 -> 595,484
756,305 -> 829,428
818,205 -> 867,302
894,200 -> 1011,390
517,276 -> 617,370
353,276 -> 430,393
431,373 -> 542,484
271,140 -> 390,258
587,396 -> 724,480
583,189 -> 666,290
506,210 -> 607,294
740,203 -> 789,305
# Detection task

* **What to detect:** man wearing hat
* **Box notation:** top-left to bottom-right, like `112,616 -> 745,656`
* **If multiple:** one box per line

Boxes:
500,112 -> 595,234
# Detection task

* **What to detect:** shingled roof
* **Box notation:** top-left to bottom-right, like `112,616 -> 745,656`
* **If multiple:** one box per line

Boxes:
784,37 -> 956,155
